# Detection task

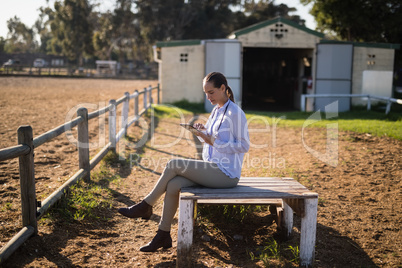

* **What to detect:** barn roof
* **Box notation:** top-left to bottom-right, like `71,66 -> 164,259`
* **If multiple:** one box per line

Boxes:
320,39 -> 400,50
156,39 -> 201,48
230,16 -> 324,39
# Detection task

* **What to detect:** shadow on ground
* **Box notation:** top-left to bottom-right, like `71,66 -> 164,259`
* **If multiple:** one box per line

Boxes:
192,206 -> 378,267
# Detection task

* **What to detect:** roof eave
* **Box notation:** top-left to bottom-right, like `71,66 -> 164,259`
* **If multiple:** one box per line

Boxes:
231,16 -> 325,39
156,39 -> 202,48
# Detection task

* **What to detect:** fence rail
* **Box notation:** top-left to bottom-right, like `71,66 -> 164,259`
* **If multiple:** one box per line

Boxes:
0,84 -> 160,264
301,94 -> 402,114
0,144 -> 30,162
33,116 -> 84,148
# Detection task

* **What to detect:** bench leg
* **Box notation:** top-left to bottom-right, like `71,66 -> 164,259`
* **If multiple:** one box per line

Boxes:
282,200 -> 293,238
299,198 -> 318,267
177,199 -> 194,268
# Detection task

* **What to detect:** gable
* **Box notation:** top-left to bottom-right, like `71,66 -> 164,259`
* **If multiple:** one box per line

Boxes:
231,17 -> 324,48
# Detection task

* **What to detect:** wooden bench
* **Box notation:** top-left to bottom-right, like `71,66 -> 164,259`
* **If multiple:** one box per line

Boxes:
177,177 -> 318,267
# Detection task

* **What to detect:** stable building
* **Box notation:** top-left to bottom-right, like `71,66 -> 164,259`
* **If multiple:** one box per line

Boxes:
154,17 -> 399,112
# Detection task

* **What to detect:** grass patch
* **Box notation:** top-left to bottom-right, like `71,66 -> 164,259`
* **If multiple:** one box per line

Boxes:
152,100 -> 204,118
197,204 -> 300,267
170,99 -> 205,114
41,179 -> 114,223
1,202 -> 13,211
198,204 -> 266,224
247,238 -> 301,267
152,104 -> 192,118
152,101 -> 402,140
41,152 -> 122,224
245,110 -> 402,140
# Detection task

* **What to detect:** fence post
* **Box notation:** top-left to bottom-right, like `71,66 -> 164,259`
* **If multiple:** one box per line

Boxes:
367,96 -> 371,111
157,83 -> 160,104
77,108 -> 90,182
143,87 -> 147,112
109,99 -> 117,153
385,99 -> 391,114
122,92 -> 130,136
134,90 -> 139,126
17,126 -> 37,235
301,94 -> 306,112
148,85 -> 153,105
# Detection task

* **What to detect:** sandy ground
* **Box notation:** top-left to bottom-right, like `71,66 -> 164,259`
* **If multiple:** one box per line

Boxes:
0,77 -> 401,267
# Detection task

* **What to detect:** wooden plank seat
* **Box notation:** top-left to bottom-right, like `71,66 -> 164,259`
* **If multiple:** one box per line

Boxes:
177,177 -> 318,267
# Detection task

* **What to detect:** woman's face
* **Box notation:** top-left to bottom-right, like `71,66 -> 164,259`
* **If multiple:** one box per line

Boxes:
203,81 -> 227,107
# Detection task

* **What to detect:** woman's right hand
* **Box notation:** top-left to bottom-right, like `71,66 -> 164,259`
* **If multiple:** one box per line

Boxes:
193,123 -> 206,130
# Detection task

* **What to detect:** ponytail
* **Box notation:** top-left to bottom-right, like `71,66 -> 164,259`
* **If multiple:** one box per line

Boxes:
226,86 -> 235,103
204,72 -> 235,103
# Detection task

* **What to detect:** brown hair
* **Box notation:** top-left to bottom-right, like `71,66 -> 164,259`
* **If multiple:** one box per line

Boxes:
203,72 -> 235,103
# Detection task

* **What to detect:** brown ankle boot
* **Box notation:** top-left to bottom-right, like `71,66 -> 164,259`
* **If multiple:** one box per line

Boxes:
118,200 -> 152,219
140,229 -> 172,252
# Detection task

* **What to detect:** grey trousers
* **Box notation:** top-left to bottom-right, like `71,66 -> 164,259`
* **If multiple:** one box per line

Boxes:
144,158 -> 239,231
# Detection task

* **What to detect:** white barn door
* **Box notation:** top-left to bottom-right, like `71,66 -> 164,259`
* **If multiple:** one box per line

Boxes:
315,43 -> 353,112
204,40 -> 242,112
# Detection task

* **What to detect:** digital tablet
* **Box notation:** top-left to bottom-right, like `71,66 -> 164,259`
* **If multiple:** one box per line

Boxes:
180,123 -> 201,134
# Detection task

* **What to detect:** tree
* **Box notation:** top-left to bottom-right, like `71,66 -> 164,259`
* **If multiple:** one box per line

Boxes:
92,12 -> 114,59
35,7 -> 55,53
239,0 -> 302,27
135,0 -> 198,43
50,0 -> 94,64
182,0 -> 242,39
4,16 -> 37,53
93,0 -> 148,63
301,0 -> 402,43
109,0 -> 138,62
0,37 -> 5,53
135,0 -> 305,43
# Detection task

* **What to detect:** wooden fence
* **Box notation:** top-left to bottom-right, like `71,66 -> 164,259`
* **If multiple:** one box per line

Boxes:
301,93 -> 402,114
0,84 -> 160,264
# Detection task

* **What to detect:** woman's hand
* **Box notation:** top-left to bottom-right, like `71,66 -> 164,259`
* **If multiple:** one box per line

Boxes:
192,123 -> 214,145
193,123 -> 206,130
195,131 -> 215,146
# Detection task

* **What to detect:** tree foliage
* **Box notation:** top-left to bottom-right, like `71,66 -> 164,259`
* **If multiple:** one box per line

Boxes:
35,7 -> 55,53
93,0 -> 140,61
50,0 -> 94,64
301,0 -> 402,43
134,0 -> 305,42
4,16 -> 36,53
0,37 -> 5,53
240,0 -> 299,26
1,0 -> 311,63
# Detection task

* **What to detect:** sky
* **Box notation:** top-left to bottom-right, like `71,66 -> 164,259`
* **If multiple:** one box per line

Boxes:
0,0 -> 316,39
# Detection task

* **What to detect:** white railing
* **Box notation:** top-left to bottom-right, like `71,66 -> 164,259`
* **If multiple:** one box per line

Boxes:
301,94 -> 402,114
0,84 -> 160,264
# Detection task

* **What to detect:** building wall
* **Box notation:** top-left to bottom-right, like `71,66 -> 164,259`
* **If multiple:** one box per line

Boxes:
352,46 -> 395,105
160,45 -> 205,103
237,23 -> 320,48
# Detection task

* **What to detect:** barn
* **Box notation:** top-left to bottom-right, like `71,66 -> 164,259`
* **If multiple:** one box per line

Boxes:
154,17 -> 399,112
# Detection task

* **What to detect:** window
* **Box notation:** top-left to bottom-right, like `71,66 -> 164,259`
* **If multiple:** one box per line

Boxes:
270,23 -> 288,38
180,53 -> 188,62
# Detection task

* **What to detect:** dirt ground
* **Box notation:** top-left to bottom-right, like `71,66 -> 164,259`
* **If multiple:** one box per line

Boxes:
0,77 -> 401,267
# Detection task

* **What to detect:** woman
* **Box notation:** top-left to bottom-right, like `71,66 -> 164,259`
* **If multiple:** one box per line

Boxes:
118,72 -> 250,252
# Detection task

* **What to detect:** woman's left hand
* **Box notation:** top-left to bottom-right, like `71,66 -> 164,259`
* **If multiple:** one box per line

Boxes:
195,131 -> 215,146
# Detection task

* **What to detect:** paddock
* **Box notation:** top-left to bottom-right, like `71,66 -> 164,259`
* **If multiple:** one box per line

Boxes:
0,77 -> 401,267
